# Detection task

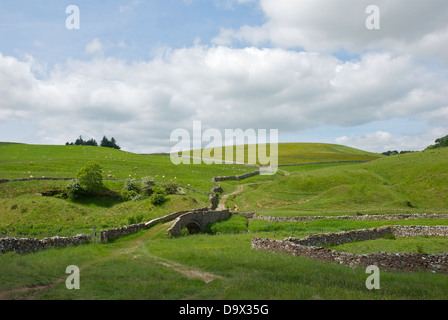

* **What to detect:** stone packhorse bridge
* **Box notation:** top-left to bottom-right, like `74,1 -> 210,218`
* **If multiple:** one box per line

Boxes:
167,209 -> 231,237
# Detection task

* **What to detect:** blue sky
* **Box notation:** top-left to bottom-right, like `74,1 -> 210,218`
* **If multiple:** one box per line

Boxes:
0,0 -> 447,153
0,0 -> 263,63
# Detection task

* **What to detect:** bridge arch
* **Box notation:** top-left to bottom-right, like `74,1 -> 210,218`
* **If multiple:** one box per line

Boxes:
167,210 -> 231,237
184,221 -> 202,234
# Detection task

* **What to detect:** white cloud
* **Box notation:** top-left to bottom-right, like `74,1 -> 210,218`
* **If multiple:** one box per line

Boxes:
0,46 -> 447,153
214,0 -> 448,64
335,128 -> 448,152
85,38 -> 103,55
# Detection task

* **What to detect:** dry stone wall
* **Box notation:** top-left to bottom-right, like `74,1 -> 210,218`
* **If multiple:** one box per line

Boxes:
278,160 -> 370,167
0,177 -> 74,184
254,213 -> 448,223
0,234 -> 91,254
252,225 -> 448,273
212,171 -> 260,182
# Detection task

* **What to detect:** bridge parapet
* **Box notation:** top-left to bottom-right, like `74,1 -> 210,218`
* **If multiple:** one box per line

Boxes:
167,210 -> 231,237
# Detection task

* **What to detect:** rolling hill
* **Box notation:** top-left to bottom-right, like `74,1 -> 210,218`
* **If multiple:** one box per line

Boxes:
1,141 -> 448,300
220,147 -> 448,217
179,142 -> 383,165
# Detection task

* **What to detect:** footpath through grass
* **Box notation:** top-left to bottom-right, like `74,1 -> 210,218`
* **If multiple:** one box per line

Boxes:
1,218 -> 448,300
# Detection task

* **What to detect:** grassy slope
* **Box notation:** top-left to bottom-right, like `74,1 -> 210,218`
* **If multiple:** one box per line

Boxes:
223,148 -> 448,216
1,219 -> 448,300
327,236 -> 448,254
0,143 -> 253,237
185,142 -> 382,165
1,143 -> 448,300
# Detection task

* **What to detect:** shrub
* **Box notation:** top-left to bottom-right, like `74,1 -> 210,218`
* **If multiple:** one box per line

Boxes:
66,179 -> 86,199
151,186 -> 166,196
76,161 -> 104,194
121,190 -> 139,201
124,178 -> 139,192
126,213 -> 145,225
163,182 -> 180,195
150,192 -> 167,206
130,193 -> 143,202
141,177 -> 156,195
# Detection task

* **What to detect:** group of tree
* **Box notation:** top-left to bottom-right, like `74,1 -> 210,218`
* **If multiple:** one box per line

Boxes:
426,134 -> 448,150
65,136 -> 98,146
99,136 -> 121,150
66,135 -> 120,150
381,150 -> 415,156
382,134 -> 448,155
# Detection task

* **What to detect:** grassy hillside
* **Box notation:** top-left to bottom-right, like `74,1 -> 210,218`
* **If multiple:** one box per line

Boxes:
0,143 -> 252,237
2,219 -> 448,300
221,147 -> 448,216
181,142 -> 382,165
1,142 -> 448,301
0,142 -> 249,182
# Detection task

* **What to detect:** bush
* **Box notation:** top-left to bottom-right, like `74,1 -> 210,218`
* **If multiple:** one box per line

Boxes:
130,193 -> 143,202
76,161 -> 104,194
126,213 -> 145,225
124,178 -> 139,192
66,179 -> 86,199
163,182 -> 180,195
151,186 -> 166,196
121,190 -> 139,201
141,177 -> 156,195
150,192 -> 167,206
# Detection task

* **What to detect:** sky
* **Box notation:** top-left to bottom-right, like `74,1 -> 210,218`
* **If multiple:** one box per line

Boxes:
0,0 -> 447,154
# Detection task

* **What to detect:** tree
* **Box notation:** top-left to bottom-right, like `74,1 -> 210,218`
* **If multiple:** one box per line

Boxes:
427,134 -> 448,150
100,136 -> 109,148
382,150 -> 399,156
76,161 -> 104,194
100,136 -> 121,150
84,138 -> 98,146
75,136 -> 84,146
67,136 -> 97,146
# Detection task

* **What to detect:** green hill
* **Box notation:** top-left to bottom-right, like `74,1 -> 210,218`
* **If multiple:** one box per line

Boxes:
182,142 -> 382,165
221,147 -> 448,216
0,142 -> 251,182
275,143 -> 382,165
0,142 -> 252,237
1,142 -> 448,301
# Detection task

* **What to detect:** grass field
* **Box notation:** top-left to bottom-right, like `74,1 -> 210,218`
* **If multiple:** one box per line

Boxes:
0,142 -> 251,237
183,142 -> 382,165
1,220 -> 448,300
1,142 -> 447,300
220,147 -> 448,217
327,236 -> 448,254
